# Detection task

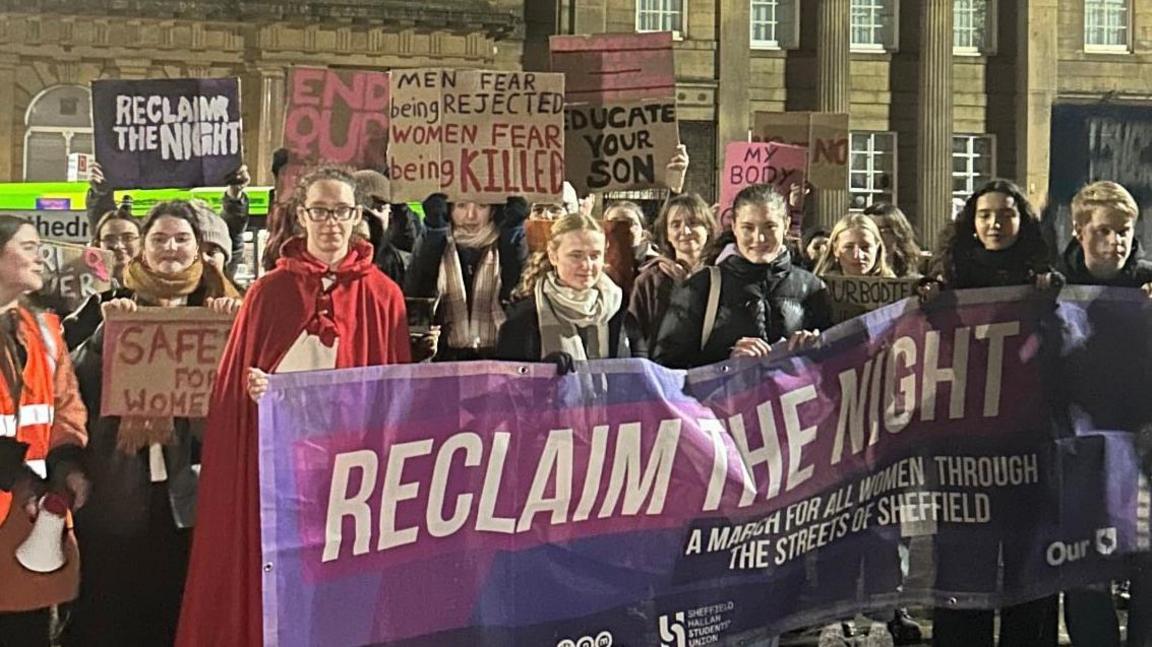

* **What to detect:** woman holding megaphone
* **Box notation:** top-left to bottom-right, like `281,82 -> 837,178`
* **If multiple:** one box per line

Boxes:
0,215 -> 89,647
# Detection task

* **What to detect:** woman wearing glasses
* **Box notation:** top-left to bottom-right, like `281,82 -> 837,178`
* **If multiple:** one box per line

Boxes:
61,208 -> 143,349
64,200 -> 242,647
176,167 -> 411,647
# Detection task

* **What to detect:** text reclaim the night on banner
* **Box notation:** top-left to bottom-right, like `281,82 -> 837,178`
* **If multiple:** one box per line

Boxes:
259,285 -> 1152,646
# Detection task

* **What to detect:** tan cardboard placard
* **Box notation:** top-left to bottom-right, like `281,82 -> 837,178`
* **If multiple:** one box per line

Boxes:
563,99 -> 680,195
823,275 -> 920,324
389,69 -> 566,203
101,307 -> 236,418
37,241 -> 116,311
752,111 -> 850,191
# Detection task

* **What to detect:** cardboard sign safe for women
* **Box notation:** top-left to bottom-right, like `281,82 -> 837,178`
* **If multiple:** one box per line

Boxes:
101,308 -> 236,418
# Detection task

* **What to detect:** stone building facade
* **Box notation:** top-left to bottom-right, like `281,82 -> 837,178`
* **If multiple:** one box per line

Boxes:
528,0 -> 1152,244
0,0 -> 523,186
3,0 -> 1152,245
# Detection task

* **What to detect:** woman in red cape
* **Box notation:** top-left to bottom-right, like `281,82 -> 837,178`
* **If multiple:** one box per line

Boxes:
177,167 -> 411,647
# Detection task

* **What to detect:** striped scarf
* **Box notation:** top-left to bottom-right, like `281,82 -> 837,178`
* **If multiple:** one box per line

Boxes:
438,232 -> 504,351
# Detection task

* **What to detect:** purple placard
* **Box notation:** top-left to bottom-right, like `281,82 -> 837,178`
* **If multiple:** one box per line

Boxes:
35,198 -> 71,211
259,285 -> 1152,647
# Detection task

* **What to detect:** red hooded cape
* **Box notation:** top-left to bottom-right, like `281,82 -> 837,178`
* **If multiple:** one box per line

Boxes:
176,238 -> 410,647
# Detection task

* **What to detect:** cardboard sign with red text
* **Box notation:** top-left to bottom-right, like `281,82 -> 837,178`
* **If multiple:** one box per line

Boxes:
101,308 -> 236,418
389,69 -> 565,203
551,33 -> 679,194
35,241 -> 116,311
281,67 -> 390,196
752,112 -> 849,191
549,32 -> 676,103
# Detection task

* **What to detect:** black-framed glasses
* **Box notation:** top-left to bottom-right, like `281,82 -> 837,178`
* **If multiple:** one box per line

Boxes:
99,233 -> 140,247
303,205 -> 358,222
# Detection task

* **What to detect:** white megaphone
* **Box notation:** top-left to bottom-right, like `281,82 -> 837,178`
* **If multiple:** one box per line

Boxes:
15,494 -> 69,574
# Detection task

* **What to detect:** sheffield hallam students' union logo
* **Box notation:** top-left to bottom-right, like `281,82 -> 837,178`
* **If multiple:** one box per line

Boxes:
658,613 -> 687,647
555,631 -> 613,647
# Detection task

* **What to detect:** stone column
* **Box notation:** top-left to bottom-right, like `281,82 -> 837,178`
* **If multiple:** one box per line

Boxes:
915,0 -> 954,248
245,65 -> 285,186
0,55 -> 17,181
814,0 -> 850,230
716,0 -> 751,195
1016,0 -> 1058,208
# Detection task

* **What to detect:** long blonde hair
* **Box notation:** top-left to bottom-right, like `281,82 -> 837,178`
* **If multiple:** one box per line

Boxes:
513,214 -> 604,300
814,214 -> 895,277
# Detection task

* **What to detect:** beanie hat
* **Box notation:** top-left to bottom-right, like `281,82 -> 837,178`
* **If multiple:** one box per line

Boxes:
189,199 -> 233,265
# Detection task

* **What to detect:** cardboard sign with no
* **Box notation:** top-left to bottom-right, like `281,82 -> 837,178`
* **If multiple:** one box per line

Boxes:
101,308 -> 236,418
389,69 -> 566,203
752,112 -> 849,191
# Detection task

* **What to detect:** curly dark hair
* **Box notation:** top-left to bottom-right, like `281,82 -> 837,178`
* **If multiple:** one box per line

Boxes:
930,179 -> 1050,284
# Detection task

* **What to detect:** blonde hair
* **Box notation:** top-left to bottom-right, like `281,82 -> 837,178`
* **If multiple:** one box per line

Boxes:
814,214 -> 895,277
1072,181 -> 1139,228
513,214 -> 604,300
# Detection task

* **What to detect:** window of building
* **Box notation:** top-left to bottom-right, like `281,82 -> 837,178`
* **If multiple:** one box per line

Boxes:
851,0 -> 898,52
23,85 -> 94,182
636,0 -> 684,36
751,0 -> 799,49
952,134 -> 995,199
849,132 -> 897,210
954,0 -> 995,54
1084,0 -> 1130,52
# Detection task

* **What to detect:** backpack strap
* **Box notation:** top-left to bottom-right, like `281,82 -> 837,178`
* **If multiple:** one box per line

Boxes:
700,266 -> 721,352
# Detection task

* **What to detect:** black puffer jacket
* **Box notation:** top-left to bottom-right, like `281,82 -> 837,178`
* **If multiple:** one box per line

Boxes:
1060,239 -> 1152,287
941,245 -> 1054,290
652,250 -> 832,369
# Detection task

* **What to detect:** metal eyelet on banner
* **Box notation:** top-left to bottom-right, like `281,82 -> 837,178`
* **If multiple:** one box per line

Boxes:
264,562 -> 274,573
721,365 -> 731,373
517,365 -> 529,375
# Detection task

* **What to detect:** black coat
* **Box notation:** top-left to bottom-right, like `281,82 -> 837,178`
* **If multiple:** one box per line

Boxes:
404,223 -> 528,305
652,251 -> 832,369
942,245 -> 1054,290
365,210 -> 412,286
1060,239 -> 1152,287
70,290 -> 207,536
495,296 -> 631,362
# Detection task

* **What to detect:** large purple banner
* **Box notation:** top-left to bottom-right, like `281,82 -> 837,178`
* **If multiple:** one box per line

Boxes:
259,286 -> 1152,647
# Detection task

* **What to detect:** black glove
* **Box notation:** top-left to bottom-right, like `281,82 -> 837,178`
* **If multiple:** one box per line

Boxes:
0,438 -> 29,490
500,197 -> 529,230
543,351 -> 576,376
422,193 -> 450,229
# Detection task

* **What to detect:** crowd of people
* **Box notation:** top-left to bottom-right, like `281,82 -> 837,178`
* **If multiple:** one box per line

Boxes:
0,135 -> 1147,647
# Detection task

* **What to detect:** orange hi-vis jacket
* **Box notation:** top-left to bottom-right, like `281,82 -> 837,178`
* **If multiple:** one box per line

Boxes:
0,307 -> 88,611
